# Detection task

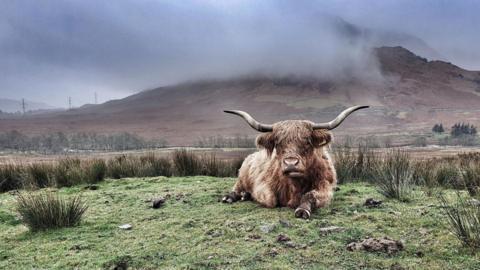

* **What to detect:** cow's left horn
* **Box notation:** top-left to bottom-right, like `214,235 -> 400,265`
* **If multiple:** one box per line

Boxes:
312,105 -> 369,130
224,110 -> 273,132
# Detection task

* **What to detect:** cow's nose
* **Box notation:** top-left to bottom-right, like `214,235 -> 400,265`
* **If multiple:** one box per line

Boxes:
283,158 -> 299,166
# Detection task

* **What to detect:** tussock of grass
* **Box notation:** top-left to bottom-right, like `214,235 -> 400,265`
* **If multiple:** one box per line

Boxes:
0,164 -> 23,192
460,161 -> 480,197
172,149 -> 202,176
16,192 -> 87,231
374,150 -> 414,202
438,192 -> 480,250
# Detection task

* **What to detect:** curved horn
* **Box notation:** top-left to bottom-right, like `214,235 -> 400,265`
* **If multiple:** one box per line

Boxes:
224,110 -> 273,132
312,105 -> 369,130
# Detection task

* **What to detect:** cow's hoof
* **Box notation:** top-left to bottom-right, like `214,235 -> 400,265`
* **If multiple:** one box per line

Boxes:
241,192 -> 252,201
294,208 -> 311,219
222,196 -> 234,203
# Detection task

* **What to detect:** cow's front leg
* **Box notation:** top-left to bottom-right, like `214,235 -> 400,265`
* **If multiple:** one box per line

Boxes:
295,181 -> 333,219
252,183 -> 277,208
222,191 -> 242,203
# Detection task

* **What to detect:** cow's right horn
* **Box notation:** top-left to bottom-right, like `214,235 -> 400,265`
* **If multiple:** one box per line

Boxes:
312,105 -> 369,130
224,110 -> 273,132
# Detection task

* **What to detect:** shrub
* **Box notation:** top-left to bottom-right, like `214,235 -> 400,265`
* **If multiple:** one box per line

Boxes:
413,136 -> 427,147
460,161 -> 480,197
16,192 -> 87,231
374,150 -> 414,202
438,192 -> 480,250
0,164 -> 24,192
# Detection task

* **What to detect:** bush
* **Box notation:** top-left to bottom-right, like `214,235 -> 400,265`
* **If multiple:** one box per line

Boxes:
438,192 -> 480,250
374,150 -> 414,201
0,164 -> 24,192
16,192 -> 87,231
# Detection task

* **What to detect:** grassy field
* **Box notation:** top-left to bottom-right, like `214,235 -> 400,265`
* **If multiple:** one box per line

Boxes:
1,176 -> 479,269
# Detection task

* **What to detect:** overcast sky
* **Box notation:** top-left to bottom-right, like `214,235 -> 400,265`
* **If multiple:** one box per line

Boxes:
1,0 -> 479,108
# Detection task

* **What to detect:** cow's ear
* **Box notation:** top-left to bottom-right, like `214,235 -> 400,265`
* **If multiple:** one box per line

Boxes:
256,133 -> 275,155
311,130 -> 332,147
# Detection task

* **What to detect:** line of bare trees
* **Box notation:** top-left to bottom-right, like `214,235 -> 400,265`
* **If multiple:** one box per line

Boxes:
0,130 -> 167,153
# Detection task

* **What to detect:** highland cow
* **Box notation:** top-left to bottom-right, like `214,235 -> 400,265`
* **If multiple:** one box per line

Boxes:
222,106 -> 368,219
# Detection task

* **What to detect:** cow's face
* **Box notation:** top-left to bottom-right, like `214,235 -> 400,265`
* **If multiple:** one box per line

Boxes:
256,120 -> 331,179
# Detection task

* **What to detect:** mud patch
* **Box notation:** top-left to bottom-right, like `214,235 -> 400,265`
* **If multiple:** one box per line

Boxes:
347,237 -> 404,254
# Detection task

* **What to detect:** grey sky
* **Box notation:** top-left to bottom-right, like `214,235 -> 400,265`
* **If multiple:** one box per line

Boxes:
1,0 -> 479,107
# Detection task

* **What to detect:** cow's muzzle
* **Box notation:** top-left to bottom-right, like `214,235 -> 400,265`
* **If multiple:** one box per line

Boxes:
283,157 -> 304,178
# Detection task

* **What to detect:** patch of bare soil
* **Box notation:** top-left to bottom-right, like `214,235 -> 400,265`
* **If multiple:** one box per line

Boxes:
347,237 -> 404,254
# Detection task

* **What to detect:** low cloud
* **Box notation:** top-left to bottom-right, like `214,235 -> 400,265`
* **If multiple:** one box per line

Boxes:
0,0 -> 479,106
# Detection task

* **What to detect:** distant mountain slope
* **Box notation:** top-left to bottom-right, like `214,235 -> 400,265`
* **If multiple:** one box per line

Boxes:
1,46 -> 479,145
0,98 -> 57,113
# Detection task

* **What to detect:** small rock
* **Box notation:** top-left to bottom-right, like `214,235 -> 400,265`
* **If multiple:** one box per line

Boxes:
152,197 -> 166,209
85,185 -> 99,190
246,234 -> 262,240
468,198 -> 480,206
389,211 -> 402,216
268,248 -> 279,257
279,219 -> 291,228
119,224 -> 132,230
346,237 -> 404,254
284,241 -> 296,248
319,226 -> 345,235
297,244 -> 308,249
415,251 -> 424,257
390,263 -> 405,270
276,234 -> 291,242
364,198 -> 382,208
206,229 -> 223,237
259,224 -> 276,233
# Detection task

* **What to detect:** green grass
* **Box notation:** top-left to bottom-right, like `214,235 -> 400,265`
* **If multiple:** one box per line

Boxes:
1,177 -> 479,269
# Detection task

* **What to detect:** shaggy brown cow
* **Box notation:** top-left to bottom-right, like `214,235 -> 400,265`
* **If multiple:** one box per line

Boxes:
222,106 -> 368,219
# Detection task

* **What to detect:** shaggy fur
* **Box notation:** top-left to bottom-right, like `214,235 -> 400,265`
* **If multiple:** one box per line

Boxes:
222,120 -> 337,219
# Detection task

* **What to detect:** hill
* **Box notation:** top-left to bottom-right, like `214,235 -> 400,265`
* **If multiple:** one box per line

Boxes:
1,47 -> 480,145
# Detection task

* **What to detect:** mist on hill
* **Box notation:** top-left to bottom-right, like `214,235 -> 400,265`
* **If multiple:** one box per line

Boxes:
1,0 -> 479,106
